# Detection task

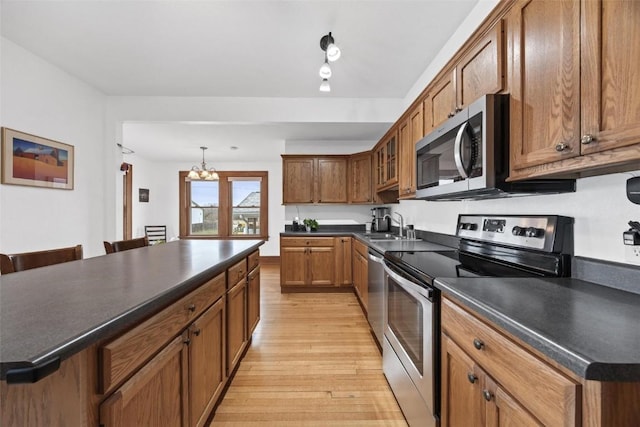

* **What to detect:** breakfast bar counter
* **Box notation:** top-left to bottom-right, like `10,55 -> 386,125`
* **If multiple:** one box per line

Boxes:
1,239 -> 263,426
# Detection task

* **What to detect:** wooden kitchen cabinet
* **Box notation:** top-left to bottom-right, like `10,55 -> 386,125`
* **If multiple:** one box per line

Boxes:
282,156 -> 315,204
247,263 -> 260,336
507,0 -> 640,180
424,71 -> 456,131
317,157 -> 348,203
335,237 -> 352,286
100,334 -> 189,427
507,0 -> 581,171
281,155 -> 348,204
188,297 -> 226,427
374,129 -> 399,191
424,21 -> 504,134
348,151 -> 374,203
280,237 -> 336,290
399,103 -> 424,199
226,277 -> 247,376
352,239 -> 369,313
441,297 -> 579,427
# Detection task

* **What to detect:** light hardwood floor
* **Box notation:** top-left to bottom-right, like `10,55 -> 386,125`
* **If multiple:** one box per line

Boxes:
211,264 -> 407,426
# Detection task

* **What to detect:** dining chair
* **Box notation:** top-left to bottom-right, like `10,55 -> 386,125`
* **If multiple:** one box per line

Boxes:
144,225 -> 167,245
0,244 -> 83,274
104,237 -> 149,254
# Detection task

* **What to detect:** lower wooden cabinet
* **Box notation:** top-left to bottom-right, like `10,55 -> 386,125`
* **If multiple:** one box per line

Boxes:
99,253 -> 260,427
226,279 -> 247,376
352,239 -> 368,312
441,297 -> 579,427
189,297 -> 226,427
247,264 -> 260,336
335,237 -> 352,286
280,237 -> 337,290
100,334 -> 189,427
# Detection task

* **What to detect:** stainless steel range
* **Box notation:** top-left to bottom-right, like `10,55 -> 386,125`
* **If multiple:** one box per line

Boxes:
382,214 -> 573,427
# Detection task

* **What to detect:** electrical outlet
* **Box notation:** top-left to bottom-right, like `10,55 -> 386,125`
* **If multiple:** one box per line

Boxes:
625,245 -> 640,266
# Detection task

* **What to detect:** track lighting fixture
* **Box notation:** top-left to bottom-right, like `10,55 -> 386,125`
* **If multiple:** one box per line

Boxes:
318,32 -> 341,92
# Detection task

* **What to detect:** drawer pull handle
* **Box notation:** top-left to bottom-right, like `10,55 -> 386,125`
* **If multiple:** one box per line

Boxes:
483,390 -> 493,401
555,142 -> 569,152
467,373 -> 477,384
188,304 -> 196,312
473,338 -> 484,350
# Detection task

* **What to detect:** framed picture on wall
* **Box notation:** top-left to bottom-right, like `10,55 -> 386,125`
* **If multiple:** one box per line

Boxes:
139,188 -> 149,202
1,127 -> 74,190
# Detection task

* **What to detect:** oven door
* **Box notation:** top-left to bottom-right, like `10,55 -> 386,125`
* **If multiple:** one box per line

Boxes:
383,261 -> 436,417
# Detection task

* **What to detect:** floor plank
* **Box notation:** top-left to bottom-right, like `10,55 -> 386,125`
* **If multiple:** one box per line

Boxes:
210,264 -> 407,426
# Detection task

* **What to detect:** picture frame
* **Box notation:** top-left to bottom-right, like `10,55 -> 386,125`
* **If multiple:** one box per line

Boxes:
1,127 -> 74,190
139,188 -> 149,203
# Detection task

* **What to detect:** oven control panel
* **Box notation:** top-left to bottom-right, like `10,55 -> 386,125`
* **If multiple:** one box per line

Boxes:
456,215 -> 572,252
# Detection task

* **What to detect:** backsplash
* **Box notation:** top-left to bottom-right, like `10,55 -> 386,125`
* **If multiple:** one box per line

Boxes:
390,170 -> 640,265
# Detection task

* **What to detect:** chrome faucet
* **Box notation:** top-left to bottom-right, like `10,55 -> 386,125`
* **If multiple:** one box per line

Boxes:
384,212 -> 404,238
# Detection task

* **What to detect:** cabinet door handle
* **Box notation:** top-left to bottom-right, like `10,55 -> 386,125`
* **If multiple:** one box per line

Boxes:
581,134 -> 595,145
193,328 -> 201,337
473,338 -> 484,350
448,112 -> 455,118
455,107 -> 462,113
555,142 -> 569,152
467,373 -> 477,384
483,390 -> 493,401
188,304 -> 196,313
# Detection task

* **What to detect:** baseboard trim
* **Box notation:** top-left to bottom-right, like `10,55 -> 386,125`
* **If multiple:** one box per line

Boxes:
259,256 -> 280,265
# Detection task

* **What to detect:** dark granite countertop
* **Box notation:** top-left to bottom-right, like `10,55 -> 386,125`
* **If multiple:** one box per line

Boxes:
280,230 -> 455,253
434,276 -> 640,381
0,239 -> 263,382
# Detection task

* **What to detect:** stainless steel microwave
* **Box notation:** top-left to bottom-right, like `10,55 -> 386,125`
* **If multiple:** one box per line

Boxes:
415,94 -> 575,200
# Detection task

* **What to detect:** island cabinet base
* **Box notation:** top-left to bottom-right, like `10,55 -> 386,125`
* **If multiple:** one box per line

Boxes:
1,347 -> 98,427
1,249 -> 262,427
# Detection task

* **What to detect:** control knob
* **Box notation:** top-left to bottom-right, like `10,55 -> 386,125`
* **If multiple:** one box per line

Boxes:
511,226 -> 525,236
525,227 -> 543,238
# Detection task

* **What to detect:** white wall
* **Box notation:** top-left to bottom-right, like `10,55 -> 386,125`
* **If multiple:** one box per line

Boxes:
0,38 -> 107,258
389,171 -> 640,263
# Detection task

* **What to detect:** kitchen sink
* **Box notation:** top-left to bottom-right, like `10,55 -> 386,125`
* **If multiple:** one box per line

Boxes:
365,234 -> 421,242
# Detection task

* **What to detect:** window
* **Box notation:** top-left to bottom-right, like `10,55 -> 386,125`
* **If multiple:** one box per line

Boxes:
179,171 -> 268,239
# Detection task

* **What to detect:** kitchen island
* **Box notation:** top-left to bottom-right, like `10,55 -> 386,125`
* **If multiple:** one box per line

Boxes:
1,239 -> 263,426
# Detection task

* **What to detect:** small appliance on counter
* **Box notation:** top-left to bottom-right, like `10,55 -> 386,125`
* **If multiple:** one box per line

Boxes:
371,207 -> 390,232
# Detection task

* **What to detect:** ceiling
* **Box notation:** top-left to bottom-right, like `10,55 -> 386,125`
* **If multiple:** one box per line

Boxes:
2,0 -> 480,160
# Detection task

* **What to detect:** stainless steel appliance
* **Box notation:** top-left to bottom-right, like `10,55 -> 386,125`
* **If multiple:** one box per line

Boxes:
415,94 -> 575,200
367,248 -> 386,348
382,214 -> 573,427
371,207 -> 390,232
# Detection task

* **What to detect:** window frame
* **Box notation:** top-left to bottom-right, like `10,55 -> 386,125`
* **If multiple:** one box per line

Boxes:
179,170 -> 268,240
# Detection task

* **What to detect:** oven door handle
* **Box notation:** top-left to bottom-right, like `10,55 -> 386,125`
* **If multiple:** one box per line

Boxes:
368,253 -> 384,264
384,263 -> 433,301
453,121 -> 470,179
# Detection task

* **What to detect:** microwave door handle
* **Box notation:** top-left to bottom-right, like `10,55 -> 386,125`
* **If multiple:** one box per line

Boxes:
453,121 -> 470,179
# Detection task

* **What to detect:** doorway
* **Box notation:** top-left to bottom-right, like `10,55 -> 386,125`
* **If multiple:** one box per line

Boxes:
122,162 -> 133,239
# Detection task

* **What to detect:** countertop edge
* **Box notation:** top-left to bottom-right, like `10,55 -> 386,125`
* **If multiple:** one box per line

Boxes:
1,240 -> 264,382
436,279 -> 640,382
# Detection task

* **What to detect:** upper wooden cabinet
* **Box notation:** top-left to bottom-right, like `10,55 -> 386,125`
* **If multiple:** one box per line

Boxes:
424,21 -> 504,133
374,129 -> 399,191
399,104 -> 424,199
282,155 -> 348,204
508,0 -> 581,170
509,0 -> 640,179
348,151 -> 374,204
282,157 -> 315,203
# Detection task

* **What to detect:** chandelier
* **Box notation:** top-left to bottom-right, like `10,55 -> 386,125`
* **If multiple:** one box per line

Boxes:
188,146 -> 219,180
